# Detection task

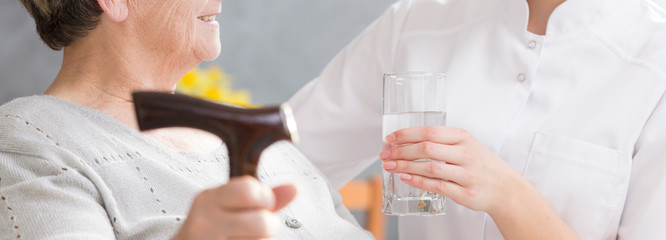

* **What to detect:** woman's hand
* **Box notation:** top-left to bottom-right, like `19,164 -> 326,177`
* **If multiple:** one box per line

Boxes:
379,126 -> 521,214
172,176 -> 298,240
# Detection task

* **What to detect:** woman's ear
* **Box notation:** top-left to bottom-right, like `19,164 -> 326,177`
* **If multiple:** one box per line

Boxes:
97,0 -> 129,23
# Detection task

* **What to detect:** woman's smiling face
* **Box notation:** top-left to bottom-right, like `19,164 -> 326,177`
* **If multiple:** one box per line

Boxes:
129,0 -> 222,62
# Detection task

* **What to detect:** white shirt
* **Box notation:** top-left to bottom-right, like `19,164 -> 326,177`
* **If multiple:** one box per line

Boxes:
288,0 -> 666,239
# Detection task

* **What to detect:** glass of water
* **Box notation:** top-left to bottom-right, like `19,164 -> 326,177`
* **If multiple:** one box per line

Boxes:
382,71 -> 447,216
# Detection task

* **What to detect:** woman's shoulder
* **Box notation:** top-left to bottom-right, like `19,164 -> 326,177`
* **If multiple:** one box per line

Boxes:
396,0 -> 484,12
0,95 -> 142,155
1,95 -> 50,113
640,3 -> 666,81
1,95 -> 63,133
392,0 -> 501,35
0,96 -> 88,182
0,95 -> 80,134
0,95 -> 114,154
0,95 -> 73,120
0,95 -> 74,153
598,1 -> 666,82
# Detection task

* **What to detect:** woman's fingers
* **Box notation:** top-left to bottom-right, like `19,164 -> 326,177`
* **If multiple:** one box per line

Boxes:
383,160 -> 470,186
209,176 -> 276,210
387,126 -> 470,145
176,177 -> 299,240
230,238 -> 276,240
380,142 -> 470,166
219,210 -> 281,238
217,183 -> 298,238
210,177 -> 298,212
399,173 -> 468,204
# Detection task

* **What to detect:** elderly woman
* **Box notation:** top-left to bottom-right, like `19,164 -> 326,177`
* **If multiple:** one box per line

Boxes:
0,0 -> 373,239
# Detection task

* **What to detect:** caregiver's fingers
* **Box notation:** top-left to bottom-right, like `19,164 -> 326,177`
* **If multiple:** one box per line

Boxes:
399,173 -> 468,204
386,126 -> 471,145
382,160 -> 470,186
380,142 -> 471,166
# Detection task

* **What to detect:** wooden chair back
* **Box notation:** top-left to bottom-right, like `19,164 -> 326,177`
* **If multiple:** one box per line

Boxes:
338,176 -> 385,240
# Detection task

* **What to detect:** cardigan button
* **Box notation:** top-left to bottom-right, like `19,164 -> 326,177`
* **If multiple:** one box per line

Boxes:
285,218 -> 303,229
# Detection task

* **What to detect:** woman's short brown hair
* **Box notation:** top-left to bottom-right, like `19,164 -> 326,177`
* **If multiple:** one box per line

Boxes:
19,0 -> 104,50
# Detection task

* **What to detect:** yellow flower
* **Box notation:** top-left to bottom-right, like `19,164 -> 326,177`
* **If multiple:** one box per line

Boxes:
176,66 -> 258,108
179,70 -> 197,89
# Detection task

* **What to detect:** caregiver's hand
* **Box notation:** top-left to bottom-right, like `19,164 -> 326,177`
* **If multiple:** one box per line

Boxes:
378,126 -> 522,214
379,126 -> 580,239
172,176 -> 298,240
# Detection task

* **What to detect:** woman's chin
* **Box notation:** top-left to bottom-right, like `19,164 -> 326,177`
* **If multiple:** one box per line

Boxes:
195,43 -> 222,61
200,51 -> 221,61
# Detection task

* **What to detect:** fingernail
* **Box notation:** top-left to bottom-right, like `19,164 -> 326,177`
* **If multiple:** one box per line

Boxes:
383,161 -> 396,170
400,173 -> 413,181
380,150 -> 390,159
386,133 -> 396,143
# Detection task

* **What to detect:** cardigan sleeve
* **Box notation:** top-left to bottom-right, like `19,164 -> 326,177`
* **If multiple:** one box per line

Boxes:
0,150 -> 115,240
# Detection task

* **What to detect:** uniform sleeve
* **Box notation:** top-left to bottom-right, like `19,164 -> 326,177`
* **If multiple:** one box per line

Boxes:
288,1 -> 412,189
0,151 -> 115,240
618,93 -> 666,239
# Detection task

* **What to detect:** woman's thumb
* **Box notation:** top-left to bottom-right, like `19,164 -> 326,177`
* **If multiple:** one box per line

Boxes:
271,184 -> 299,212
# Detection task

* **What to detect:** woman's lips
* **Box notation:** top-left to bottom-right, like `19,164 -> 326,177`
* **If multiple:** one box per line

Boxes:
197,15 -> 216,22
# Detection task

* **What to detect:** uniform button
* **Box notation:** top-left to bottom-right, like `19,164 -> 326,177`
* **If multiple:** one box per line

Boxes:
527,40 -> 537,49
517,73 -> 527,82
285,218 -> 302,229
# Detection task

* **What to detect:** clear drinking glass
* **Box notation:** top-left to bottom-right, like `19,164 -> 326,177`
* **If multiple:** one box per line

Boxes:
382,71 -> 447,216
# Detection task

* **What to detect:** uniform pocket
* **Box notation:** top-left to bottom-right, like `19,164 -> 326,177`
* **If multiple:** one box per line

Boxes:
524,131 -> 629,239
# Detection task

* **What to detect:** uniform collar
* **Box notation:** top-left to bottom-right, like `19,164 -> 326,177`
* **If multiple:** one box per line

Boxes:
503,0 -> 635,36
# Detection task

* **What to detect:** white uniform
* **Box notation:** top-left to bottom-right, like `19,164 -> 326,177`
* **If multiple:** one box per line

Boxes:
289,0 -> 666,239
